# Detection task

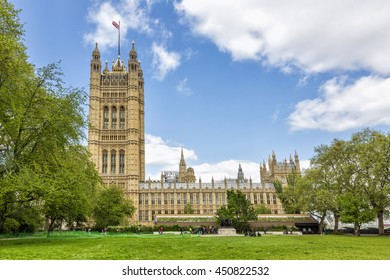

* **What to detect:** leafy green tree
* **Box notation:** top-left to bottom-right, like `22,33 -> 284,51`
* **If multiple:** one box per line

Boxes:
216,190 -> 258,233
254,204 -> 272,214
305,140 -> 357,232
0,1 -> 100,234
349,129 -> 390,235
93,186 -> 136,229
43,146 -> 100,235
292,129 -> 388,235
339,192 -> 376,236
0,166 -> 45,233
274,171 -> 304,214
183,203 -> 194,214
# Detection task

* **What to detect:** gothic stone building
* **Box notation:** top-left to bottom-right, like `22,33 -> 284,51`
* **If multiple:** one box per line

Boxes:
87,44 -> 300,224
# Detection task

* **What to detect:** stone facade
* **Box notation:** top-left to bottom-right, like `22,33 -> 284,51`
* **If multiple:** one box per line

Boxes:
260,150 -> 301,184
88,44 -> 300,224
138,176 -> 283,223
88,42 -> 145,213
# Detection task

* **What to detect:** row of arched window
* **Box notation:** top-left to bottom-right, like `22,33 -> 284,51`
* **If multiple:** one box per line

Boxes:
102,149 -> 125,174
103,106 -> 125,129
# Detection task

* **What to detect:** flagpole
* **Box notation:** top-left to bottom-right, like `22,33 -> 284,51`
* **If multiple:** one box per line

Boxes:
118,21 -> 121,57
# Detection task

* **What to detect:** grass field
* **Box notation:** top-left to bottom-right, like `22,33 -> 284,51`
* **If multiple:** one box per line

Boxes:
1,232 -> 389,260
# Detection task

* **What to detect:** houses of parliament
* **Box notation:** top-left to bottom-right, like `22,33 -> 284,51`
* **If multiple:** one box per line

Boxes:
88,43 -> 301,224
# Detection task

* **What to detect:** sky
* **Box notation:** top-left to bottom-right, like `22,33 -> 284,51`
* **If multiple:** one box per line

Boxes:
11,0 -> 390,182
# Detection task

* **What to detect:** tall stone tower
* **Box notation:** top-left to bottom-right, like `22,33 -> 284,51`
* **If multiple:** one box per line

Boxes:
88,42 -> 145,205
260,151 -> 301,185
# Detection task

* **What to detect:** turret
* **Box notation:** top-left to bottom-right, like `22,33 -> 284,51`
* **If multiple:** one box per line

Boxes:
294,150 -> 301,172
90,43 -> 101,77
237,164 -> 244,182
179,148 -> 187,182
128,40 -> 138,73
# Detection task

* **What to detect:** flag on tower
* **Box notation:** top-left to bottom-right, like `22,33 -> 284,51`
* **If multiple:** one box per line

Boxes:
112,21 -> 120,29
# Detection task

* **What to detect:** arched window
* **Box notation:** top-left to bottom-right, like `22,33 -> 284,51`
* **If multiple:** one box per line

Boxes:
102,150 -> 108,173
120,106 -> 125,128
103,107 -> 109,129
111,106 -> 117,128
111,150 -> 116,173
119,150 -> 125,174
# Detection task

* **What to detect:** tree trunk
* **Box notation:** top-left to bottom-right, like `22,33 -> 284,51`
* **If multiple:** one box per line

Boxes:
354,222 -> 361,236
377,211 -> 384,236
47,218 -> 56,237
334,213 -> 340,233
319,212 -> 326,234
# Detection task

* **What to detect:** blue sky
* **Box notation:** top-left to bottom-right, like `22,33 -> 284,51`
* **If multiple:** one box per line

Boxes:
12,0 -> 390,182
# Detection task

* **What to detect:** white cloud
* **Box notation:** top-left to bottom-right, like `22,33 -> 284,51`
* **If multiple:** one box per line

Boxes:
194,160 -> 260,183
145,133 -> 196,166
145,134 -> 261,182
175,0 -> 390,75
299,160 -> 311,171
145,134 -> 310,183
151,43 -> 181,80
145,134 -> 196,178
288,76 -> 390,131
176,78 -> 192,96
84,0 -> 154,51
145,134 -> 260,181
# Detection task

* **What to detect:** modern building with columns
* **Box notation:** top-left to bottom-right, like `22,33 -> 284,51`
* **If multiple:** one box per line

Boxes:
88,44 -> 300,224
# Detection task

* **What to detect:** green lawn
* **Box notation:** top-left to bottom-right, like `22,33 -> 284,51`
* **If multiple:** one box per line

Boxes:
1,233 -> 389,260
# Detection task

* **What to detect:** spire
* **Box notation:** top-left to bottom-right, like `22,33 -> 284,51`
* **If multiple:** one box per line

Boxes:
179,148 -> 187,183
93,43 -> 100,56
237,164 -> 244,181
91,43 -> 101,74
130,40 -> 137,61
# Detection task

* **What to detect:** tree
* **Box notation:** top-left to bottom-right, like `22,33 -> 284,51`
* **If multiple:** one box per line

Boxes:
287,129 -> 388,235
349,129 -> 390,235
216,190 -> 258,233
339,192 -> 376,236
254,204 -> 272,214
274,171 -> 304,214
183,203 -> 194,214
0,1 -> 99,234
43,146 -> 100,235
93,186 -> 136,229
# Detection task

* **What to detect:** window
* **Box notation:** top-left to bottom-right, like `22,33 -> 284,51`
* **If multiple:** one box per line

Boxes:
120,107 -> 125,128
111,106 -> 117,128
119,150 -> 125,174
177,194 -> 181,205
103,107 -> 109,129
111,150 -> 116,173
102,150 -> 108,173
145,210 -> 149,221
